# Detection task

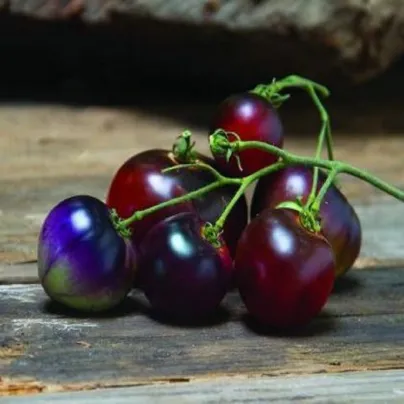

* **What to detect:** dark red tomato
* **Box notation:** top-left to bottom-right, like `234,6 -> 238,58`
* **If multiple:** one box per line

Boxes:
251,166 -> 362,278
235,208 -> 335,329
209,92 -> 283,177
106,149 -> 248,257
138,212 -> 233,320
106,153 -> 194,245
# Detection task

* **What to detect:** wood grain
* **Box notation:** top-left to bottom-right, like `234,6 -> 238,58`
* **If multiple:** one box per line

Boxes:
2,369 -> 404,403
0,263 -> 37,284
0,266 -> 403,395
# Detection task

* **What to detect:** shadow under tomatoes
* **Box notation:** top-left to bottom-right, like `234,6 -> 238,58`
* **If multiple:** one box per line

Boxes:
241,309 -> 339,337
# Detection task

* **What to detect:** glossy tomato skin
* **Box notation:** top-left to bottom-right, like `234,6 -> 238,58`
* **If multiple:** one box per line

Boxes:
106,149 -> 248,257
235,208 -> 335,329
38,195 -> 137,312
251,166 -> 362,278
106,151 -> 195,246
209,92 -> 283,177
138,212 -> 233,320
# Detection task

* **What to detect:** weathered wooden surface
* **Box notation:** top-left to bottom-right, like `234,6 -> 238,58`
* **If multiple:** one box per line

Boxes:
1,103 -> 404,400
2,369 -> 404,403
0,267 -> 403,396
0,263 -> 37,285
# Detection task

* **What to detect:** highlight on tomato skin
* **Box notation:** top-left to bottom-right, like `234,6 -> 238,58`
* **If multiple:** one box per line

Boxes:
209,92 -> 284,177
106,148 -> 248,258
136,212 -> 234,321
31,72 -> 404,339
234,207 -> 336,330
106,151 -> 195,246
251,165 -> 362,278
37,195 -> 137,312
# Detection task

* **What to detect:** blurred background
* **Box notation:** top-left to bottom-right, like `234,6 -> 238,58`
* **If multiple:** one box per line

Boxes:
1,0 -> 404,133
1,0 -> 404,265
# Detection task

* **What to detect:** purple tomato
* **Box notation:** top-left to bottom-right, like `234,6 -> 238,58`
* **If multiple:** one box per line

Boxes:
38,195 -> 137,312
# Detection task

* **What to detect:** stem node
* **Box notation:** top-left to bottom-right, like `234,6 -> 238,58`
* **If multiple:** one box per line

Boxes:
106,75 -> 404,242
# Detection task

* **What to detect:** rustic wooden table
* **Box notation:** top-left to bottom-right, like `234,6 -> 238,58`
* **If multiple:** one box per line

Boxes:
1,101 -> 404,402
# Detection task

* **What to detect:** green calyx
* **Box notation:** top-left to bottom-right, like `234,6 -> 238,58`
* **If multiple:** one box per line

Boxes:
276,199 -> 322,234
209,129 -> 243,171
110,209 -> 132,239
172,130 -> 197,163
250,75 -> 330,110
202,223 -> 223,249
209,129 -> 234,159
251,82 -> 291,108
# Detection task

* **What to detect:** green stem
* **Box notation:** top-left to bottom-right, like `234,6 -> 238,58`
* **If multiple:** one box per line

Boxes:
251,75 -> 334,210
215,161 -> 287,230
162,162 -> 226,182
214,184 -> 248,230
306,123 -> 326,209
305,85 -> 333,209
325,120 -> 333,162
251,75 -> 333,161
310,168 -> 340,213
115,131 -> 404,240
305,83 -> 334,161
233,140 -> 404,202
172,130 -> 197,163
118,178 -> 238,229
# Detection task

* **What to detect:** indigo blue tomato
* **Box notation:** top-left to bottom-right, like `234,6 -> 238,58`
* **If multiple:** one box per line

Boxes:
138,212 -> 233,320
37,195 -> 137,312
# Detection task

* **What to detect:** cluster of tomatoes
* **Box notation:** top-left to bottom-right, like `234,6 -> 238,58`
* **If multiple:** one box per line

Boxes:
37,85 -> 362,330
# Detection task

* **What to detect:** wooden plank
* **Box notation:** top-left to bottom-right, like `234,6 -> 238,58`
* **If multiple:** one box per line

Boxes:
0,263 -> 37,284
0,267 -> 403,395
355,201 -> 404,260
2,369 -> 404,403
0,176 -> 109,265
